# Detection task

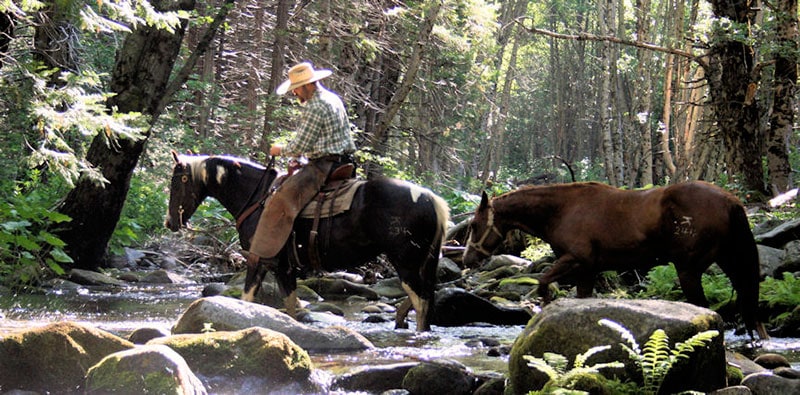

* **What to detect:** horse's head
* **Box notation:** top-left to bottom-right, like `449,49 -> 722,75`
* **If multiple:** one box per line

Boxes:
164,150 -> 207,231
462,191 -> 505,268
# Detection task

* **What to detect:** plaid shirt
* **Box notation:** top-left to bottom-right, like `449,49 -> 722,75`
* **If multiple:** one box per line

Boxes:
283,86 -> 356,159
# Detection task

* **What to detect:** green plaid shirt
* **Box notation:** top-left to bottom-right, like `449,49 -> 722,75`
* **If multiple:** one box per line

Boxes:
283,86 -> 356,159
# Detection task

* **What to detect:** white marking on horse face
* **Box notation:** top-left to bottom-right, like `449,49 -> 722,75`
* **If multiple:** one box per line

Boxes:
216,165 -> 226,185
181,155 -> 209,184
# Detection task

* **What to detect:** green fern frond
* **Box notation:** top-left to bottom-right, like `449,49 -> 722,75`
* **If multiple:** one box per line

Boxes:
524,355 -> 561,381
598,318 -> 641,355
639,330 -> 672,392
587,361 -> 626,371
559,367 -> 603,388
574,345 -> 612,368
543,352 -> 570,373
671,330 -> 719,360
597,319 -> 720,395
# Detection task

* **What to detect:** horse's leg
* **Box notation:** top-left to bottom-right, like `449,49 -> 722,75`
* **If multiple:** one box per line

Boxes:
575,273 -> 596,298
537,255 -> 581,303
400,282 -> 432,331
715,250 -> 768,340
273,255 -> 300,320
675,267 -> 709,307
394,298 -> 412,329
284,290 -> 298,319
242,254 -> 268,302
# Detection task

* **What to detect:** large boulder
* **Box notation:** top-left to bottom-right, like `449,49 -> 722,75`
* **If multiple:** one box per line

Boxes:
68,268 -> 127,287
741,371 -> 800,394
332,362 -> 418,393
172,296 -> 373,351
432,287 -> 531,326
84,344 -> 206,395
402,360 -> 478,395
754,218 -> 800,248
147,327 -> 313,385
0,321 -> 133,393
507,298 -> 726,395
299,277 -> 379,300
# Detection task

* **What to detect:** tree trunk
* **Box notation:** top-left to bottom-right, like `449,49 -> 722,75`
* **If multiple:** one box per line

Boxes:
260,0 -> 292,154
478,0 -> 527,185
634,0 -> 653,186
368,0 -> 441,176
598,0 -> 618,186
56,0 -> 234,270
708,0 -> 767,197
659,53 -> 677,178
766,0 -> 797,194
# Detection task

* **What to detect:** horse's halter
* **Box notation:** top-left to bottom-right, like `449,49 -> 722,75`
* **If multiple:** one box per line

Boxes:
172,163 -> 195,228
467,208 -> 504,257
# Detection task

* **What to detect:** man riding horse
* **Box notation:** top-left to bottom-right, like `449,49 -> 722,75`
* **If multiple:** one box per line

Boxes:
247,61 -> 356,270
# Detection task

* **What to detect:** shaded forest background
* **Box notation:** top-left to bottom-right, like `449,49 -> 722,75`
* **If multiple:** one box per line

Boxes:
1,0 -> 799,278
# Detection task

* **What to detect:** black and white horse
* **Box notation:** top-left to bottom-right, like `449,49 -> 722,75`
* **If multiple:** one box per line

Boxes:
165,152 -> 449,331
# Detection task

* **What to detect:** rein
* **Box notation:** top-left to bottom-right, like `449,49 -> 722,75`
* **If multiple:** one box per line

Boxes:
235,156 -> 276,230
172,164 -> 194,228
467,209 -> 504,257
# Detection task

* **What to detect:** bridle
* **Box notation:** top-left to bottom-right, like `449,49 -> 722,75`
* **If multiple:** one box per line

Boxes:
171,163 -> 196,228
467,208 -> 504,257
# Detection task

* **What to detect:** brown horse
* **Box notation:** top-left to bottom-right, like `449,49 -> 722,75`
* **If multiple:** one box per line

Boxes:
165,152 -> 449,331
462,181 -> 768,340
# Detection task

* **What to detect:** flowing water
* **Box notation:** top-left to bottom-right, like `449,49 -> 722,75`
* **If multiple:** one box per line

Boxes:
0,283 -> 519,388
1,282 -> 798,393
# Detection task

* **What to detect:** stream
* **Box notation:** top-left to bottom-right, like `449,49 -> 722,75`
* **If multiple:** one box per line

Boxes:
1,281 -> 799,393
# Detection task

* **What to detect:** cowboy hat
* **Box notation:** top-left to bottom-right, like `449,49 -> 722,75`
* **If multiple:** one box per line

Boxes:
276,62 -> 333,95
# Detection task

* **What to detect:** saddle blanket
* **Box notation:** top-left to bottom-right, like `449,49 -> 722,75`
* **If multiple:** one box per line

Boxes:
299,179 -> 364,219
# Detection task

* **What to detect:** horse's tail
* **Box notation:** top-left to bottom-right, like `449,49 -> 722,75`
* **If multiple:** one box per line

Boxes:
727,204 -> 769,340
430,191 -> 450,254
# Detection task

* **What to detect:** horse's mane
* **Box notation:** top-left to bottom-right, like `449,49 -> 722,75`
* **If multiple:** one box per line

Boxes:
177,154 -> 267,186
495,182 -> 614,206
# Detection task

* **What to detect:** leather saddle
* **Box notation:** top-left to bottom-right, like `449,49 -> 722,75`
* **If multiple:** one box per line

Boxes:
300,164 -> 362,219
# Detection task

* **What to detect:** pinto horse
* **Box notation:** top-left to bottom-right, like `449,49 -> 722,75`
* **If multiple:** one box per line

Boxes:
462,181 -> 768,340
165,152 -> 449,331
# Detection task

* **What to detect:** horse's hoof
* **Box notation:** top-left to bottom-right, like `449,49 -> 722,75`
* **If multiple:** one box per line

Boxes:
395,322 -> 409,330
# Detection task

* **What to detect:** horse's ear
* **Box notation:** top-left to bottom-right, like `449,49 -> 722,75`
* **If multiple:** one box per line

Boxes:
171,150 -> 180,163
479,191 -> 490,210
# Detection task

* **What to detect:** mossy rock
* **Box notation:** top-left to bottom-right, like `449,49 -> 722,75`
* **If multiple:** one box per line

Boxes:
0,321 -> 133,393
507,298 -> 726,395
85,345 -> 206,395
539,371 -> 613,395
148,327 -> 312,383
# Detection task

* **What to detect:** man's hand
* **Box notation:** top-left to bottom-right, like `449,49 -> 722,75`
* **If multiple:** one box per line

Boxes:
269,145 -> 282,156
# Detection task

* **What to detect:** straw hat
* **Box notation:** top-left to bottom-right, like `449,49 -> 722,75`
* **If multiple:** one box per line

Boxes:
276,62 -> 333,95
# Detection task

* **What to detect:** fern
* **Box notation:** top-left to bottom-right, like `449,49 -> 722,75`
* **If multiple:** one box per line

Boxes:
523,344 -> 624,393
640,329 -> 671,392
598,319 -> 719,395
760,272 -> 800,311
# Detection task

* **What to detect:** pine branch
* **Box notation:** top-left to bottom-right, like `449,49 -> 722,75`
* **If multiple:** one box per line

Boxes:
514,17 -> 709,70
